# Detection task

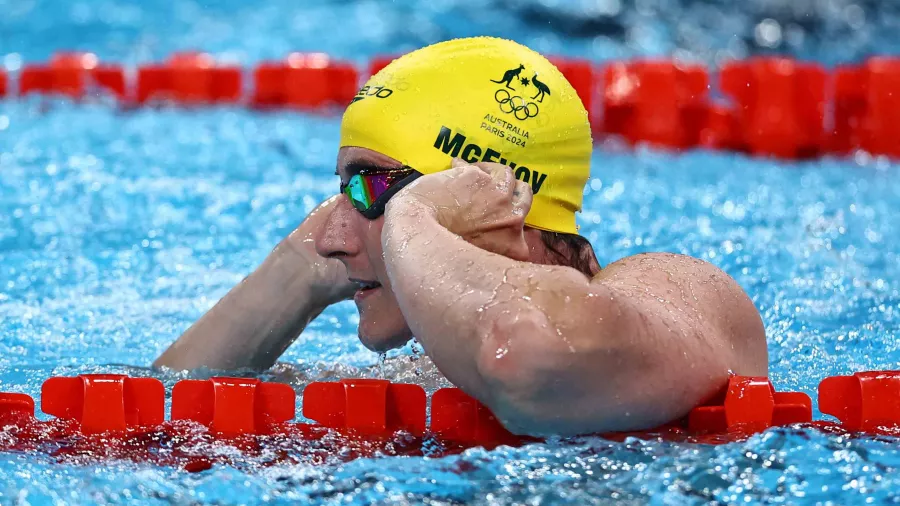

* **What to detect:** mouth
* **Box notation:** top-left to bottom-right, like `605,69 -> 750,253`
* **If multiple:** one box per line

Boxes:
349,278 -> 382,298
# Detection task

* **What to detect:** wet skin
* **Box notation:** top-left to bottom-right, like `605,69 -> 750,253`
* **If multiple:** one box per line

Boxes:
316,148 -> 558,352
314,148 -> 413,352
316,147 -> 768,435
157,146 -> 767,436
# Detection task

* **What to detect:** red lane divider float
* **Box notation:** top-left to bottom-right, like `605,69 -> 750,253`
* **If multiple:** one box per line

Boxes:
602,60 -> 708,149
0,371 -> 896,471
431,387 -> 541,448
819,370 -> 900,432
548,57 -> 596,126
832,58 -> 900,159
0,391 -> 35,418
172,376 -> 294,435
719,58 -> 828,159
252,52 -> 357,109
367,55 -> 398,79
19,52 -> 126,100
5,52 -> 900,160
137,52 -> 242,105
687,376 -> 812,434
303,378 -> 426,436
42,374 -> 164,433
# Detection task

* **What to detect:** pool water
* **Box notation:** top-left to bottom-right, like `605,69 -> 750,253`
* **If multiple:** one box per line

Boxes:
2,0 -> 900,504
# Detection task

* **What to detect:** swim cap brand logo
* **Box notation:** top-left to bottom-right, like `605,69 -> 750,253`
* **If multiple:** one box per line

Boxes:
349,85 -> 394,105
488,64 -> 551,121
432,126 -> 547,194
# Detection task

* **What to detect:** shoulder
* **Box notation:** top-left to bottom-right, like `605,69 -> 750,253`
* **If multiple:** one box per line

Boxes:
594,252 -> 735,289
592,252 -> 768,376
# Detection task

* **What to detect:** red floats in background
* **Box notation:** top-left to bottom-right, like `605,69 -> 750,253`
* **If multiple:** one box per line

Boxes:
832,57 -> 900,159
719,58 -> 828,159
367,55 -> 399,78
549,57 -> 595,125
700,105 -> 744,152
171,377 -> 295,436
41,374 -> 164,434
252,53 -> 358,109
137,52 -> 242,105
7,50 -> 900,162
303,379 -> 426,436
819,370 -> 900,432
601,60 -> 709,149
18,52 -> 126,100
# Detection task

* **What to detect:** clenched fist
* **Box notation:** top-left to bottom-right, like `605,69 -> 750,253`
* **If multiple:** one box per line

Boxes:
386,158 -> 532,261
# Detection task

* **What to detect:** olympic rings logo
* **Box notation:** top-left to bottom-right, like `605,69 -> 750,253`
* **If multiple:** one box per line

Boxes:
494,89 -> 539,120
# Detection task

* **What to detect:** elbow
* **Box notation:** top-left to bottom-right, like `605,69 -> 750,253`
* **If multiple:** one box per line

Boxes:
473,307 -> 582,435
473,307 -> 675,436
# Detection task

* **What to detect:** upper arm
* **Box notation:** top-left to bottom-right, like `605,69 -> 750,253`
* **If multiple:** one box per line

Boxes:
594,252 -> 768,378
574,252 -> 768,429
477,252 -> 767,435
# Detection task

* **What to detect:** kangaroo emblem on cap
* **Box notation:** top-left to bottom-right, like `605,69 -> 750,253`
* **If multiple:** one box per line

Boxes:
490,64 -> 525,90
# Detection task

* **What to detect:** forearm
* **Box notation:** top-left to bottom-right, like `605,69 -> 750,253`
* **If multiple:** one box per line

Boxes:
382,202 -> 598,402
153,239 -> 328,371
386,208 -> 740,434
383,201 -> 671,436
379,163 -> 746,436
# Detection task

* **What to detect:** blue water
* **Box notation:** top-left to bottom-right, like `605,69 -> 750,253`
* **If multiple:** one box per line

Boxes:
2,0 -> 900,504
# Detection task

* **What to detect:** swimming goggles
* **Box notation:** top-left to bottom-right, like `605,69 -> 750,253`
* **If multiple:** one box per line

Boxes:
339,166 -> 422,219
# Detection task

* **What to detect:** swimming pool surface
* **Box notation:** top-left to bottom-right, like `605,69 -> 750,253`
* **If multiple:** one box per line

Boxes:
1,0 -> 899,504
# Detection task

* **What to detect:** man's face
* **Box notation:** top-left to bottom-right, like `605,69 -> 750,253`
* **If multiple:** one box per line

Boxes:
314,147 -> 413,352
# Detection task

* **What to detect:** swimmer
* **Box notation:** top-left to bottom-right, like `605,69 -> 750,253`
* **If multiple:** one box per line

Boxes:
155,37 -> 767,436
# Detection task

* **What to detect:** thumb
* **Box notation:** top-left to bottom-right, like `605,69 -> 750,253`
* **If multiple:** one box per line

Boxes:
451,157 -> 467,168
506,231 -> 532,262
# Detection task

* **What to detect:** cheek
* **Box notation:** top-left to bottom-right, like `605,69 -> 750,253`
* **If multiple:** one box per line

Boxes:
364,219 -> 388,278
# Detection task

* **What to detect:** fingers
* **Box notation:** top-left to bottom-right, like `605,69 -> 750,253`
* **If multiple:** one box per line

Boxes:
470,160 -> 511,179
452,159 -> 520,194
511,178 -> 532,213
483,163 -> 514,188
452,158 -> 509,178
449,158 -> 532,216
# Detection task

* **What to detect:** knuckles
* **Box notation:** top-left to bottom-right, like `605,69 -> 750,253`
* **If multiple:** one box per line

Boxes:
453,163 -> 517,192
415,162 -> 528,211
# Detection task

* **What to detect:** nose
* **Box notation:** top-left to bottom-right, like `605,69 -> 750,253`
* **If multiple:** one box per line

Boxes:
314,195 -> 362,261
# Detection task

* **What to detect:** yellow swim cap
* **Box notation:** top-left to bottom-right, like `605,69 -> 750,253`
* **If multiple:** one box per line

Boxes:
339,37 -> 592,234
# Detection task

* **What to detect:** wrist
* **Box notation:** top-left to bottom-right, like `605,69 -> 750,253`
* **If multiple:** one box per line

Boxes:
385,193 -> 439,223
383,196 -> 443,255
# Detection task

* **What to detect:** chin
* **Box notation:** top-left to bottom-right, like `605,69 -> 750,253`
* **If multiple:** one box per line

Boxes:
354,285 -> 413,352
357,324 -> 413,352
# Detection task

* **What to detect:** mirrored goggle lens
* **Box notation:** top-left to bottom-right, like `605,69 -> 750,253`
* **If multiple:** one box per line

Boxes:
342,172 -> 396,212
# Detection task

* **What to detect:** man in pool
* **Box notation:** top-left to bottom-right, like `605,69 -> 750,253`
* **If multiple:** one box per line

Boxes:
155,37 -> 767,436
